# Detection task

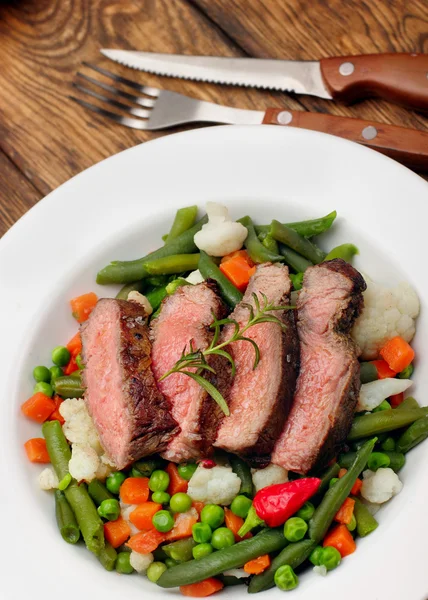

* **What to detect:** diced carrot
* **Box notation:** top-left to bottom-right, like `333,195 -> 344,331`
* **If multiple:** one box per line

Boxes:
21,392 -> 56,423
220,250 -> 254,266
167,463 -> 188,495
63,355 -> 79,376
380,336 -> 415,373
323,524 -> 356,557
165,512 -> 199,541
334,497 -> 355,525
390,392 -> 404,408
338,468 -> 347,479
127,529 -> 166,553
120,477 -> 150,505
70,292 -> 98,323
192,501 -> 205,515
370,359 -> 397,379
220,255 -> 256,292
180,578 -> 224,597
48,396 -> 65,425
243,554 -> 271,575
24,438 -> 50,463
129,502 -> 162,531
66,331 -> 82,356
104,517 -> 131,548
224,507 -> 252,542
351,478 -> 363,496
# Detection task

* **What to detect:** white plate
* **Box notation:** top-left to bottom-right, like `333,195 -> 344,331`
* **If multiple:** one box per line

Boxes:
1,126 -> 427,600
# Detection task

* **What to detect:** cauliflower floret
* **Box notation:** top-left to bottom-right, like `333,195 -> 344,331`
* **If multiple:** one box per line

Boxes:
129,551 -> 154,573
194,202 -> 247,257
352,278 -> 419,360
361,468 -> 403,504
38,467 -> 59,490
185,269 -> 205,285
60,399 -> 102,452
357,378 -> 413,411
187,465 -> 241,505
127,291 -> 153,315
313,565 -> 328,577
121,504 -> 140,535
252,464 -> 288,492
223,569 -> 248,579
68,443 -> 100,482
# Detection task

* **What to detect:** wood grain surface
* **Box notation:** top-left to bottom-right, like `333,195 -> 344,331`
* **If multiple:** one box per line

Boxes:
0,0 -> 427,235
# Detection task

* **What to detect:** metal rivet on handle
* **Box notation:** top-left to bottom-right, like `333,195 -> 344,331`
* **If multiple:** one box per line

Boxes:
339,62 -> 355,76
362,126 -> 378,140
277,111 -> 293,125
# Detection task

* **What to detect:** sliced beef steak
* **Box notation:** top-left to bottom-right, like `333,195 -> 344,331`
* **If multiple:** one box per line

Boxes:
150,282 -> 228,463
214,263 -> 299,466
272,259 -> 366,474
81,298 -> 178,470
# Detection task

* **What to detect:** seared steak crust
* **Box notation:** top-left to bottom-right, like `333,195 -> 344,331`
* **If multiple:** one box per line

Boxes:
272,259 -> 366,474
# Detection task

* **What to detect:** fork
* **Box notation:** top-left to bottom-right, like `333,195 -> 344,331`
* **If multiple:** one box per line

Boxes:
71,63 -> 428,171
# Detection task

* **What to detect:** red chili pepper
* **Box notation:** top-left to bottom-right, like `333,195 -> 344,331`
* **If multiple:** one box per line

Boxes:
253,478 -> 321,528
200,459 -> 216,469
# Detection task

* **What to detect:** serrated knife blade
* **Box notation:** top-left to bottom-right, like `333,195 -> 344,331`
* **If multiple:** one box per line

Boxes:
100,49 -> 333,99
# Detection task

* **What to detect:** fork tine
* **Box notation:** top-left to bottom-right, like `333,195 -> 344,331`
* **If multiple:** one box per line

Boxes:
76,73 -> 156,108
69,96 -> 149,130
72,83 -> 151,119
83,62 -> 160,97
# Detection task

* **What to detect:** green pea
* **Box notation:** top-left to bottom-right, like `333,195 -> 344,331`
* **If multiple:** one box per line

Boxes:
211,527 -> 235,550
149,470 -> 170,493
115,551 -> 134,574
177,463 -> 198,481
192,543 -> 214,560
106,472 -> 126,495
97,498 -> 121,521
296,501 -> 315,522
152,510 -> 174,533
309,546 -> 324,566
373,400 -> 391,413
283,517 -> 308,542
165,558 -> 179,568
367,452 -> 391,471
274,565 -> 299,591
381,437 -> 396,452
33,366 -> 51,383
230,495 -> 252,519
329,477 -> 339,488
320,546 -> 342,571
192,522 -> 212,544
398,364 -> 413,379
147,561 -> 167,583
152,491 -> 171,505
51,346 -> 71,367
170,492 -> 192,513
201,504 -> 224,529
346,514 -> 357,532
49,366 -> 64,381
75,353 -> 84,369
34,381 -> 54,397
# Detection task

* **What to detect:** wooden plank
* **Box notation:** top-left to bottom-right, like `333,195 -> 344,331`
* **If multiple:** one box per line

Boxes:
0,150 -> 41,237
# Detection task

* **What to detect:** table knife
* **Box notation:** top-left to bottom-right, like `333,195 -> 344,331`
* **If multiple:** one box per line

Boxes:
100,50 -> 428,111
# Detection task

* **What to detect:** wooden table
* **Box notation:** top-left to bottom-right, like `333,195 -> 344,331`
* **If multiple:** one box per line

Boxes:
1,0 -> 427,237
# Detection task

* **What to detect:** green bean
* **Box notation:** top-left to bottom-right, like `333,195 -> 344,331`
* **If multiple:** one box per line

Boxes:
278,244 -> 313,273
133,457 -> 165,477
143,254 -> 200,276
396,416 -> 428,453
238,216 -> 284,263
248,540 -> 314,594
88,480 -> 114,506
340,450 -> 404,472
165,206 -> 198,243
55,490 -> 80,544
145,286 -> 167,310
163,538 -> 196,563
96,215 -> 208,284
166,278 -> 190,295
198,251 -> 243,307
115,280 -> 145,300
230,455 -> 254,498
254,211 -> 337,238
360,362 -> 378,384
396,396 -> 420,411
289,272 -> 304,291
98,542 -> 118,571
352,497 -> 378,537
324,243 -> 359,263
309,438 -> 376,543
312,462 -> 341,499
42,421 -> 104,556
157,529 -> 287,588
53,374 -> 84,399
348,407 -> 428,441
261,233 -> 279,254
271,220 -> 326,264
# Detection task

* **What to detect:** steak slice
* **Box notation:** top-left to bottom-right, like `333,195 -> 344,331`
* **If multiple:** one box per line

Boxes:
214,263 -> 299,466
150,282 -> 228,463
81,298 -> 178,470
272,259 -> 366,474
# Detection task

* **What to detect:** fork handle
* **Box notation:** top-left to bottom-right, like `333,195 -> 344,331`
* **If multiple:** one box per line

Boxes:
262,108 -> 428,171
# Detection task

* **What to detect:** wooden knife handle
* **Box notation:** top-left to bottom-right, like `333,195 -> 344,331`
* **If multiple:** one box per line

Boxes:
319,53 -> 428,111
263,108 -> 428,171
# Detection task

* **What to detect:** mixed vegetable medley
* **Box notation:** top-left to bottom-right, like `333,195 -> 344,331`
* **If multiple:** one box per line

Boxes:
20,203 -> 428,597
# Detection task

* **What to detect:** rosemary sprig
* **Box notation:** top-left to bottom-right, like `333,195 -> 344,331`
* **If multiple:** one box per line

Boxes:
159,293 -> 293,416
